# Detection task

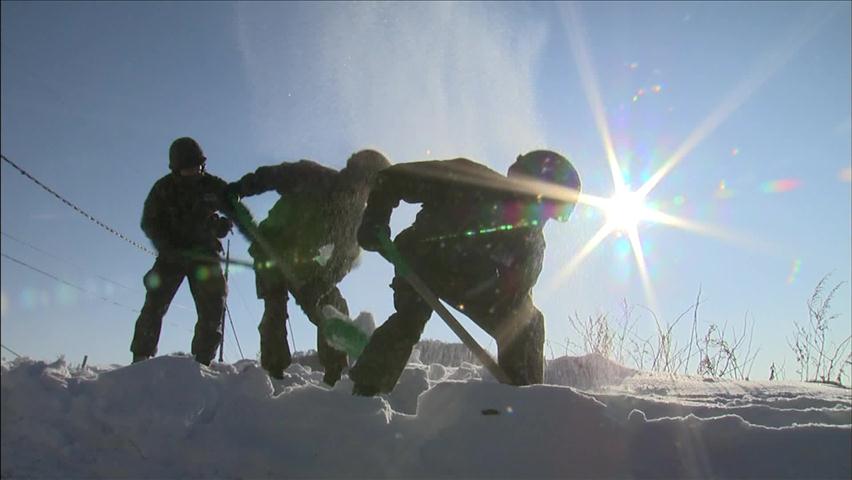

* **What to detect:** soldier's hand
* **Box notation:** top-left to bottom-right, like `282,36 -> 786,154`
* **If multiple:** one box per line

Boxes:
213,215 -> 233,238
223,182 -> 242,201
357,222 -> 390,253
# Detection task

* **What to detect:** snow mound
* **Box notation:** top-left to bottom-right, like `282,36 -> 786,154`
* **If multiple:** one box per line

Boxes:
412,339 -> 477,367
545,353 -> 637,389
2,354 -> 850,479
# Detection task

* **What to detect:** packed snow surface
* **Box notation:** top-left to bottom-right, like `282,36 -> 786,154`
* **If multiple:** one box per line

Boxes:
2,348 -> 850,479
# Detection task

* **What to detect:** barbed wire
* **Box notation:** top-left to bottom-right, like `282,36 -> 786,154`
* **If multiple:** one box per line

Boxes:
1,153 -> 156,256
0,230 -> 200,312
1,230 -> 136,292
1,252 -> 141,313
1,344 -> 22,358
2,153 -> 251,361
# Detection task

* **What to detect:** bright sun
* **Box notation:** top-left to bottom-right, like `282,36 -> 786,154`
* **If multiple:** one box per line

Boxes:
604,190 -> 650,234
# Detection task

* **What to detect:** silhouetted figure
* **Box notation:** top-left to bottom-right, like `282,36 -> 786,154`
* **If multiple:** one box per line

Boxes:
130,137 -> 252,366
350,150 -> 581,395
226,150 -> 390,384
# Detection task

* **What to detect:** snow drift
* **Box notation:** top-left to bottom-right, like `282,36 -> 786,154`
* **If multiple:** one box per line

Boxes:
2,346 -> 850,479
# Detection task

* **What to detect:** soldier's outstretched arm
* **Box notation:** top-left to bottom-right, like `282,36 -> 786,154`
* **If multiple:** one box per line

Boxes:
201,174 -> 259,244
357,164 -> 436,252
228,164 -> 295,199
357,170 -> 402,252
220,195 -> 258,244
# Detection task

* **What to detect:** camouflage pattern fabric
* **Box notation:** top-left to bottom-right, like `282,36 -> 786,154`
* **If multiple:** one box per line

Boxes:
131,171 -> 249,365
233,159 -> 376,383
351,159 -> 554,393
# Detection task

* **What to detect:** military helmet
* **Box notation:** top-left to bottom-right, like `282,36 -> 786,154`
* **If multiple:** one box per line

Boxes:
508,150 -> 581,221
169,137 -> 206,171
344,149 -> 391,182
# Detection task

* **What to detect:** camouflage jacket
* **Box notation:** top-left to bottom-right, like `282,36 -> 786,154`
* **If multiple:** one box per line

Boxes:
233,160 -> 369,285
141,172 -> 242,256
361,158 -> 547,298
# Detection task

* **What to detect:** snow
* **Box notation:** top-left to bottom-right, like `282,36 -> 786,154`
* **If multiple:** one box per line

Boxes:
2,347 -> 850,479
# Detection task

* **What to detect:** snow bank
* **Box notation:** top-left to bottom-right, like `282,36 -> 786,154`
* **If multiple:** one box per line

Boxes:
2,353 -> 850,479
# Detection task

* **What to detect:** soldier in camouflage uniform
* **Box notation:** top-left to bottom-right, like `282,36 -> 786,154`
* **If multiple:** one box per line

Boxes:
130,137 -> 252,366
350,150 -> 581,395
226,150 -> 390,384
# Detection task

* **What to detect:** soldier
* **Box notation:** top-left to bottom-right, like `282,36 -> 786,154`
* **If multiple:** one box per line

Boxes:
225,150 -> 390,384
130,137 -> 252,366
350,150 -> 581,395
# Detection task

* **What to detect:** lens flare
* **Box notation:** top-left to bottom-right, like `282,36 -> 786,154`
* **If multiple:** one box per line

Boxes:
195,266 -> 210,281
715,180 -> 734,199
39,290 -> 50,308
0,291 -> 7,316
56,284 -> 77,306
787,259 -> 802,284
760,179 -> 801,194
840,167 -> 851,183
614,237 -> 631,259
633,85 -> 662,102
550,2 -> 820,309
145,273 -> 161,290
637,10 -> 829,200
731,147 -> 740,156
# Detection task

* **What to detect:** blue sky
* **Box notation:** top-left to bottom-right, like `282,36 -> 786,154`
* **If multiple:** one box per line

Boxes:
2,1 -> 849,379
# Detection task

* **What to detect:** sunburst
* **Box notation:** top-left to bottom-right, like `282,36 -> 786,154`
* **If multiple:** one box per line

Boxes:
543,3 -> 825,308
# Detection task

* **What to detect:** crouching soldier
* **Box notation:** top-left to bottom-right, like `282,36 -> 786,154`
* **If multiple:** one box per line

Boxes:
349,150 -> 581,395
130,137 -> 253,366
225,150 -> 390,384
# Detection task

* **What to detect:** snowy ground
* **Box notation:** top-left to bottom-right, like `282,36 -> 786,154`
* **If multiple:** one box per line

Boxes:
2,347 -> 850,479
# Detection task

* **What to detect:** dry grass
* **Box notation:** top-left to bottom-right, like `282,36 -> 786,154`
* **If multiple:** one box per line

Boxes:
788,274 -> 851,386
552,274 -> 849,385
554,287 -> 759,380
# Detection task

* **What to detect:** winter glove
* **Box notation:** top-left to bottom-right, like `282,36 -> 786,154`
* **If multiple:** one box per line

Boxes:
357,222 -> 391,253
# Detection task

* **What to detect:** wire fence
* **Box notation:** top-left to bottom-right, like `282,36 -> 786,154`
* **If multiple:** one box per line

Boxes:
2,152 -> 248,361
1,252 -> 141,313
2,154 -> 156,256
1,344 -> 22,358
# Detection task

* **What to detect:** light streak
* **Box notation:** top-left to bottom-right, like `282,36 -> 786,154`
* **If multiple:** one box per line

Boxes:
546,2 -> 830,306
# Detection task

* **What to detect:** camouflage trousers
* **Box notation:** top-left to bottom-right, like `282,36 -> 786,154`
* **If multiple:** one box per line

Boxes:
349,238 -> 545,394
254,261 -> 349,384
130,254 -> 225,365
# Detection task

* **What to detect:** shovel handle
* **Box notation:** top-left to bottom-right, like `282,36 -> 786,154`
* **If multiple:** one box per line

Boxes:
376,236 -> 512,384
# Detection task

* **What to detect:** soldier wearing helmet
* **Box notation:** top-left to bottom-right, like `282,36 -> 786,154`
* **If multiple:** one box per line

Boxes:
349,151 -> 581,395
225,150 -> 391,384
130,137 -> 253,366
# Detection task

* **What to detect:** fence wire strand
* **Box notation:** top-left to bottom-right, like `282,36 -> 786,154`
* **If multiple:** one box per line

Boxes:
2,153 -> 251,362
1,252 -> 141,313
2,153 -> 155,256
